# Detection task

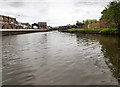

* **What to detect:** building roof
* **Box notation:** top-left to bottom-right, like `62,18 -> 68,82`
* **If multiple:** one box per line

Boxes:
0,15 -> 16,19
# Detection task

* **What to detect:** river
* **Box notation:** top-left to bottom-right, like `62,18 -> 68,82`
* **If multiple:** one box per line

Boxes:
2,31 -> 120,85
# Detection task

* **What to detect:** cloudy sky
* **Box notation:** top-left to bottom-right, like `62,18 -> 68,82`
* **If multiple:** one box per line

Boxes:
0,0 -> 112,26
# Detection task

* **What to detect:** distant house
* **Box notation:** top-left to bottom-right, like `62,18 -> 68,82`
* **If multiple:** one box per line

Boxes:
21,23 -> 31,29
38,22 -> 47,29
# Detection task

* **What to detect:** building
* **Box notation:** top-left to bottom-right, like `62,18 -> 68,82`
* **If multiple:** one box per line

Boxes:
38,22 -> 47,29
0,15 -> 22,29
87,22 -> 100,29
82,18 -> 116,29
32,22 -> 47,29
21,23 -> 31,29
99,19 -> 115,28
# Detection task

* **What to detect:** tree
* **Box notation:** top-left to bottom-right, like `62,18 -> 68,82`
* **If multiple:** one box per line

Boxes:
101,0 -> 120,29
82,20 -> 85,24
76,21 -> 83,27
84,20 -> 89,25
84,20 -> 98,25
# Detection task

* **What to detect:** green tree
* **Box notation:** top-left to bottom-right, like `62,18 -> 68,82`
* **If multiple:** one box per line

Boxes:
82,20 -> 85,24
84,20 -> 89,25
76,21 -> 83,27
84,20 -> 98,24
101,0 -> 120,29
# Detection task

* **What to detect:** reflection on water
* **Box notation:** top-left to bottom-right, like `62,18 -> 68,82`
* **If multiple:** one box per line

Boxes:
0,32 -> 2,86
2,31 -> 119,85
76,33 -> 119,83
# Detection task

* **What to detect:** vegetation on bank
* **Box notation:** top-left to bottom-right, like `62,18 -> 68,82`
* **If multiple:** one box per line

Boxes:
68,28 -> 100,31
99,28 -> 119,34
67,28 -> 119,35
66,0 -> 120,35
101,0 -> 120,30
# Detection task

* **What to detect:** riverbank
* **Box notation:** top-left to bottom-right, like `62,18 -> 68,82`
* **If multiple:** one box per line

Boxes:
0,29 -> 51,36
63,28 -> 120,35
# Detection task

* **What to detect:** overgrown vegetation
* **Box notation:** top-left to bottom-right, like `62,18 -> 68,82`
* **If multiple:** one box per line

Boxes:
67,28 -> 119,35
99,28 -> 119,34
101,0 -> 120,30
67,28 -> 100,32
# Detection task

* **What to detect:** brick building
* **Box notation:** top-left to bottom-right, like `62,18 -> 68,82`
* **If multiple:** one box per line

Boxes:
82,18 -> 115,29
99,19 -> 115,28
0,15 -> 22,29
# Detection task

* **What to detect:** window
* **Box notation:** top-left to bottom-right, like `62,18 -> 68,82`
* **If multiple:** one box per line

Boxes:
0,17 -> 3,20
5,18 -> 8,21
12,19 -> 15,22
9,18 -> 12,21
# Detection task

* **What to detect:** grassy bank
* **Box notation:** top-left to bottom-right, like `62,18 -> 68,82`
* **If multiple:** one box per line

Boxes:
66,28 -> 119,35
99,28 -> 119,34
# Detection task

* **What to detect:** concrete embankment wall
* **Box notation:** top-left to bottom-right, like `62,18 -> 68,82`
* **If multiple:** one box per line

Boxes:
0,29 -> 50,36
0,25 -> 2,29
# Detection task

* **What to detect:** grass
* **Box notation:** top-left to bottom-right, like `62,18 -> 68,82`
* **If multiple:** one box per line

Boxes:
67,28 -> 119,35
99,28 -> 119,34
68,28 -> 100,31
67,28 -> 80,31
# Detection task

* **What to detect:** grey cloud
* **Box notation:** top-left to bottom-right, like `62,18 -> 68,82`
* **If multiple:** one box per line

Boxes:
8,2 -> 24,7
0,0 -> 113,26
74,1 -> 109,7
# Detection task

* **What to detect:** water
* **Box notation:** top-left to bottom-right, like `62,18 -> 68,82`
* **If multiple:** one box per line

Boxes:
2,31 -> 120,85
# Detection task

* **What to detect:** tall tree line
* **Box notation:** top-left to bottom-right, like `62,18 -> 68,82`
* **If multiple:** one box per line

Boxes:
101,0 -> 120,29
